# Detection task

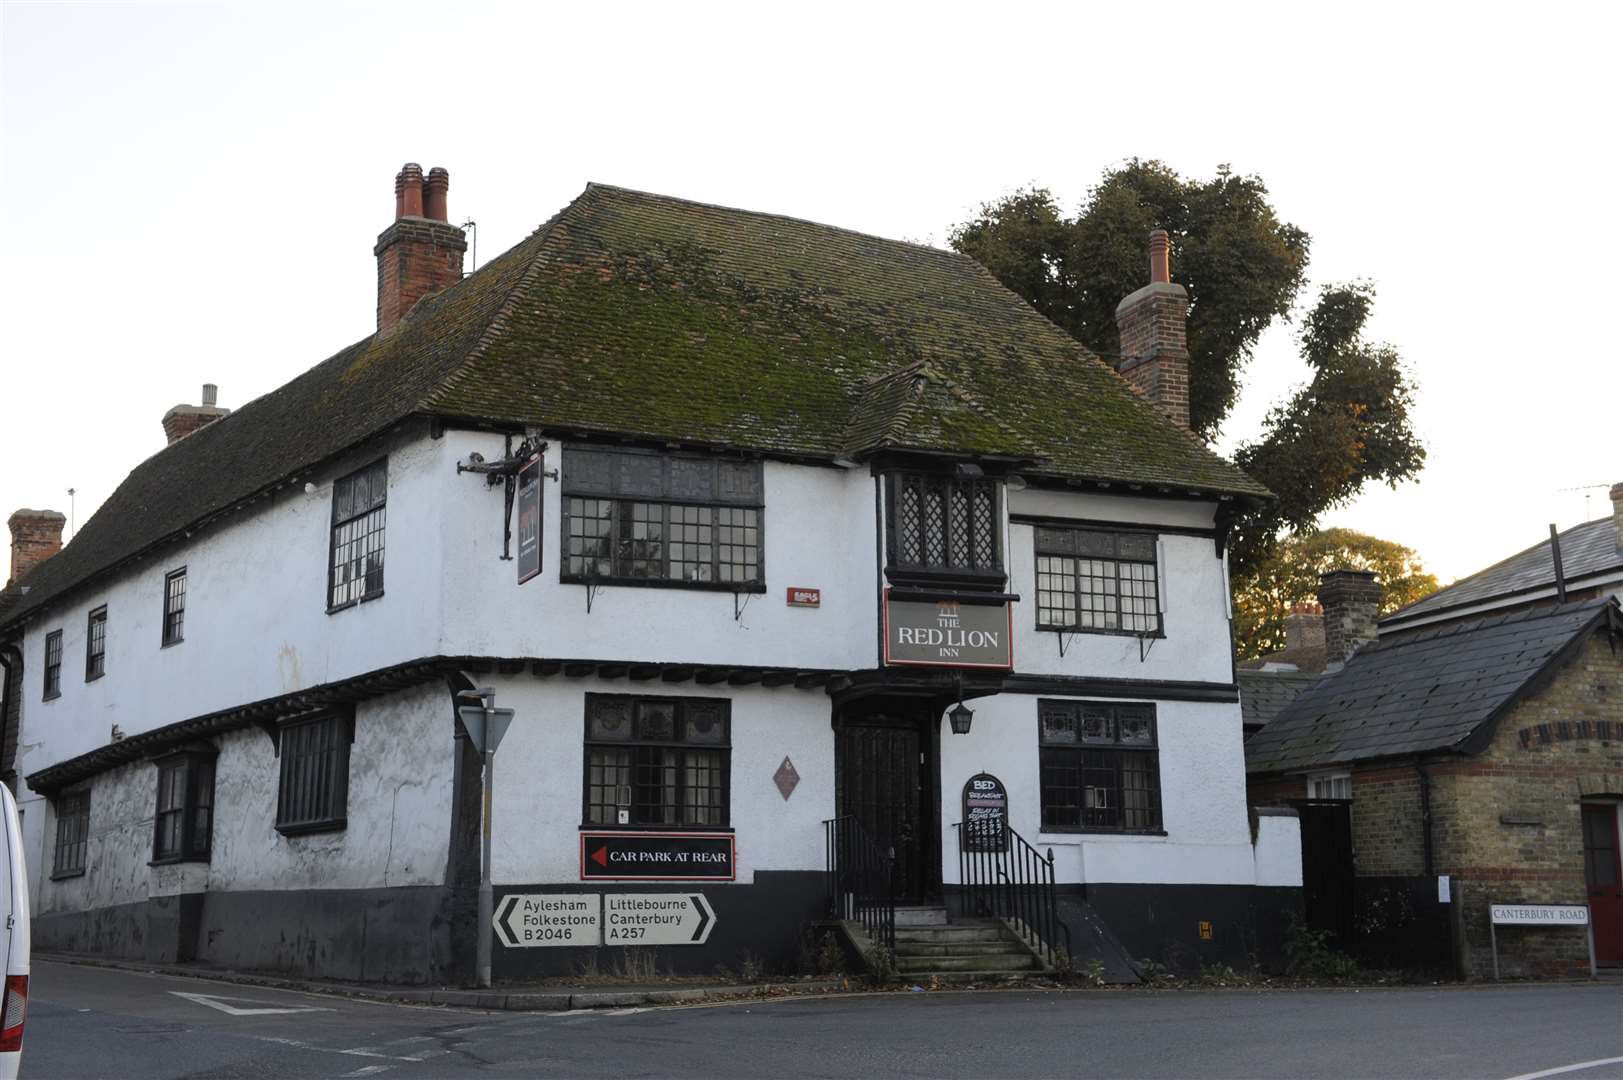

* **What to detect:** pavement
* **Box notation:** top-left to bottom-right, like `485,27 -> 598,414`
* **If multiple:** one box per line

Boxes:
19,958 -> 1623,1079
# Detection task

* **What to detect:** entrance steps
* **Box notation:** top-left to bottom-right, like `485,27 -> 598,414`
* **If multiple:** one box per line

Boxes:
891,914 -> 1041,977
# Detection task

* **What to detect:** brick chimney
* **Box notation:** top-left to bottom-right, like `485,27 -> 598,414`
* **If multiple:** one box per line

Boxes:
1611,482 -> 1623,550
162,383 -> 230,445
1113,229 -> 1191,430
8,509 -> 65,587
375,163 -> 466,335
1284,602 -> 1325,652
1318,570 -> 1381,665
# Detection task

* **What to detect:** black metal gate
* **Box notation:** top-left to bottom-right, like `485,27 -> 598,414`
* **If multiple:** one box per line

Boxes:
1295,799 -> 1354,945
836,709 -> 938,902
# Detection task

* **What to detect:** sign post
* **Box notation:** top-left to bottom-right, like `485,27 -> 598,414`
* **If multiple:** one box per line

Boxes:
458,688 -> 516,989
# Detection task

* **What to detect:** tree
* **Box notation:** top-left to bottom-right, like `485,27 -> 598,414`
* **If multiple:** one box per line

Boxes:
1232,527 -> 1440,660
950,162 -> 1425,573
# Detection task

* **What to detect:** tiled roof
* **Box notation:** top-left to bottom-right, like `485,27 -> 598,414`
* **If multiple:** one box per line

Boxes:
1384,516 -> 1622,625
1245,598 -> 1621,774
1238,669 -> 1323,732
0,183 -> 1267,630
1238,643 -> 1329,674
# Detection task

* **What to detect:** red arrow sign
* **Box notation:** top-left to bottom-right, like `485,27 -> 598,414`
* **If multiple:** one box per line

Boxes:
590,846 -> 609,868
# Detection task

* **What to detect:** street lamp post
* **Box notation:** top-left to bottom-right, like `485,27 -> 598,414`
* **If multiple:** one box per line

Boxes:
456,687 -> 515,989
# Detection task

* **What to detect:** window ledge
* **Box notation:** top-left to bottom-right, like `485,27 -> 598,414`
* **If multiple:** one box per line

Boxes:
578,824 -> 735,832
1037,626 -> 1166,640
49,868 -> 86,881
42,691 -> 60,703
327,590 -> 385,616
161,638 -> 184,649
561,577 -> 765,595
276,818 -> 348,837
1038,829 -> 1169,842
85,671 -> 105,683
148,855 -> 211,867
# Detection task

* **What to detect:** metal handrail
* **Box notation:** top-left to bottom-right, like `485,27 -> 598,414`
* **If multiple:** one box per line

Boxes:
953,821 -> 1072,970
823,816 -> 897,958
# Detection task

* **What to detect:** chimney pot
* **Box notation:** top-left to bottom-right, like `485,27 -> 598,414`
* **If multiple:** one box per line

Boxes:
424,167 -> 450,223
398,163 -> 424,219
201,383 -> 217,408
162,385 -> 229,445
1149,229 -> 1171,284
8,508 -> 66,587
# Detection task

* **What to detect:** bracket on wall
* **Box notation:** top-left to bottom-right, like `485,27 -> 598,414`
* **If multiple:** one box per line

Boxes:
255,718 -> 281,755
583,575 -> 603,615
733,587 -> 755,623
1138,634 -> 1158,663
1055,629 -> 1077,658
456,435 -> 554,562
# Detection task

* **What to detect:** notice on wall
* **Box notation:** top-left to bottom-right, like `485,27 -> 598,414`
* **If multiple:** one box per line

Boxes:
604,893 -> 717,945
516,452 -> 543,584
961,773 -> 1008,852
884,593 -> 1013,669
493,893 -> 601,948
1490,904 -> 1588,926
1437,875 -> 1451,904
580,831 -> 736,881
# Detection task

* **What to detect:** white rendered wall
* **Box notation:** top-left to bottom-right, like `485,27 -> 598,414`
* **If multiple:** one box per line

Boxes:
437,432 -> 880,671
935,693 -> 1293,887
477,672 -> 836,887
32,682 -> 453,916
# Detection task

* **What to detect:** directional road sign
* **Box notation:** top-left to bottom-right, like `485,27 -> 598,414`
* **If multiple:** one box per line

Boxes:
493,893 -> 602,947
603,893 -> 716,946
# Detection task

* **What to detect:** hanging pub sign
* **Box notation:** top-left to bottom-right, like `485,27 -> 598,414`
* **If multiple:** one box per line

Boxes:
883,591 -> 1013,669
516,452 -> 543,584
962,773 -> 1009,851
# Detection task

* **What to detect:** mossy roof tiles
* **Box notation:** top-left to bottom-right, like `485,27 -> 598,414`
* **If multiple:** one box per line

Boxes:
2,183 -> 1266,629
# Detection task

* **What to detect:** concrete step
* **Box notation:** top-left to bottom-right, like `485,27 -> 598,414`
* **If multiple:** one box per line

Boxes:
893,970 -> 1049,986
894,925 -> 1007,944
893,906 -> 949,927
896,954 -> 1039,974
893,941 -> 1031,958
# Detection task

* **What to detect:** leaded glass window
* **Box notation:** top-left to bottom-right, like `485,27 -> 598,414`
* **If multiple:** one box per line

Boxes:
888,473 -> 1001,579
584,695 -> 729,828
1038,700 -> 1161,833
1035,527 -> 1160,634
329,459 -> 387,611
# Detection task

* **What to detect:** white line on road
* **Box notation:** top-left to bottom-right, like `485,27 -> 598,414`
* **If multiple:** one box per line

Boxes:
250,1035 -> 418,1062
170,990 -> 337,1016
1503,1058 -> 1623,1080
339,1068 -> 393,1078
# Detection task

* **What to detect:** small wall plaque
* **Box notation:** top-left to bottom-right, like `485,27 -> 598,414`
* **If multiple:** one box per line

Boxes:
786,588 -> 821,607
773,757 -> 800,800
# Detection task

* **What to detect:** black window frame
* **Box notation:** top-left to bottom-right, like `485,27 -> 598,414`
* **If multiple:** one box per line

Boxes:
885,471 -> 1005,589
42,629 -> 62,700
328,458 -> 388,613
274,710 -> 354,836
559,447 -> 765,593
1033,526 -> 1163,637
85,605 -> 107,682
1038,700 -> 1164,835
581,694 -> 731,830
52,788 -> 89,879
161,566 -> 187,647
151,749 -> 216,864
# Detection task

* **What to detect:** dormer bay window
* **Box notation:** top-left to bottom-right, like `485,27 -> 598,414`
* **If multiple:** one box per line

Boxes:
885,470 -> 1004,588
560,447 -> 765,592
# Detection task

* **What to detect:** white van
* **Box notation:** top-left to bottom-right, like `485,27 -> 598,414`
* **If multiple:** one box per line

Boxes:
0,784 -> 29,1079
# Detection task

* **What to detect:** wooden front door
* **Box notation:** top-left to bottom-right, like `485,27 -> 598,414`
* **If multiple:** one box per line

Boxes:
1582,803 -> 1623,966
837,707 -> 939,903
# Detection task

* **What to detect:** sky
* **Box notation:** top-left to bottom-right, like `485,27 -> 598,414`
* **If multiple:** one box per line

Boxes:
1,0 -> 1618,584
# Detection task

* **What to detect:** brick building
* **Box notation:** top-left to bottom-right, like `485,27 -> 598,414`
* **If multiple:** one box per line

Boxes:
1247,560 -> 1623,977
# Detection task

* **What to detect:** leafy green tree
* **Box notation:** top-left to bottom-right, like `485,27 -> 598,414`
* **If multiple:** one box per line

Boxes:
1233,527 -> 1440,659
950,161 -> 1425,572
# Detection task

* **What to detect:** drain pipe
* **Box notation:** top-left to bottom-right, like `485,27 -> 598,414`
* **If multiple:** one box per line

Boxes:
1417,762 -> 1434,877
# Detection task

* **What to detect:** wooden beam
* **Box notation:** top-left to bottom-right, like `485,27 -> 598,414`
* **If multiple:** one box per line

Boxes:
760,672 -> 795,687
727,670 -> 763,686
532,660 -> 562,677
630,665 -> 661,681
694,668 -> 730,685
794,673 -> 829,689
497,659 -> 526,675
661,667 -> 696,683
563,662 -> 595,678
597,664 -> 627,680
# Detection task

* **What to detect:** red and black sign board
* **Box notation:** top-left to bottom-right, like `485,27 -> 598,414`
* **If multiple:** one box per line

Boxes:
884,590 -> 1014,669
962,773 -> 1008,851
786,587 -> 821,607
579,831 -> 736,882
516,453 -> 543,584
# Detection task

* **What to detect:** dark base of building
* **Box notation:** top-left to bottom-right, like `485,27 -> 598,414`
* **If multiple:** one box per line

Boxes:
1081,883 -> 1302,974
34,885 -> 456,985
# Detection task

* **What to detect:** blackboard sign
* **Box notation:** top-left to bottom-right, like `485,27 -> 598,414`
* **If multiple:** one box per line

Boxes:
516,453 -> 543,584
962,773 -> 1008,851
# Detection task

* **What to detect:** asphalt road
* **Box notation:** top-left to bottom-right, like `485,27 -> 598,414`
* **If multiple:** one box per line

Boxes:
19,960 -> 1623,1079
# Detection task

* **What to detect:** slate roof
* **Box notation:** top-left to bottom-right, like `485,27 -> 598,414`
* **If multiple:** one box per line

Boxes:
0,183 -> 1267,631
1238,668 -> 1323,732
1384,516 -> 1623,626
1245,598 -> 1621,774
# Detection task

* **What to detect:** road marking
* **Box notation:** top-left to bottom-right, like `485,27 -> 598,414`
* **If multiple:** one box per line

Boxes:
340,1068 -> 393,1078
170,990 -> 337,1017
1504,1058 -> 1623,1080
250,1035 -> 416,1062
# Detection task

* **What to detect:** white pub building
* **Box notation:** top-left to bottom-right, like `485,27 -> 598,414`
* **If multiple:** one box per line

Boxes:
0,167 -> 1300,984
